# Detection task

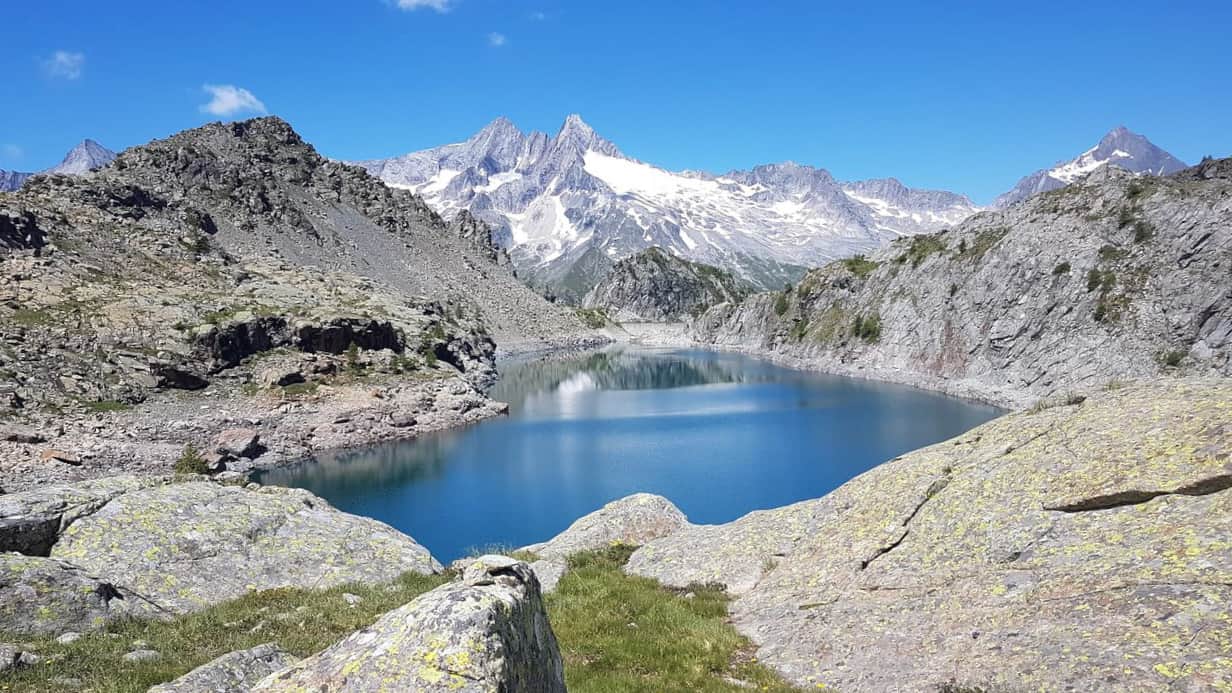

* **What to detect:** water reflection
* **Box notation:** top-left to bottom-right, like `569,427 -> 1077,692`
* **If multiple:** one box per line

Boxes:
260,347 -> 1003,561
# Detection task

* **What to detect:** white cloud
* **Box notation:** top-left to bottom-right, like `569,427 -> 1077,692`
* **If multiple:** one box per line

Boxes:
488,32 -> 507,47
200,84 -> 268,117
395,0 -> 453,11
43,50 -> 84,80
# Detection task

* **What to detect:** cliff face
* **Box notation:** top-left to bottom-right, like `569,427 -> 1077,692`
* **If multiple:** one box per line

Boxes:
692,160 -> 1232,407
582,247 -> 751,322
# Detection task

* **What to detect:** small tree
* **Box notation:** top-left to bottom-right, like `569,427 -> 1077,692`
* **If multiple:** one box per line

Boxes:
175,444 -> 209,475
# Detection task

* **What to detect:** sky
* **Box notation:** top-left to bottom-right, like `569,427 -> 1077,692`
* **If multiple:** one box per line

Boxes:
1,0 -> 1229,203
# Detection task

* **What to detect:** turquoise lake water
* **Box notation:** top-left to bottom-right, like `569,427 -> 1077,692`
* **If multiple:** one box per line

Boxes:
258,347 -> 1002,561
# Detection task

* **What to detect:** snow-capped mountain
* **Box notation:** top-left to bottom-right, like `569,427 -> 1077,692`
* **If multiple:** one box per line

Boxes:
358,115 -> 979,299
0,139 -> 117,192
46,139 -> 116,175
994,127 -> 1186,208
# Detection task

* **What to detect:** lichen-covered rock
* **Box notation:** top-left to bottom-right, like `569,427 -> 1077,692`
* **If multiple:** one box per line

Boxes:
521,493 -> 687,560
518,492 -> 688,594
49,480 -> 440,613
149,643 -> 298,693
628,378 -> 1232,691
254,555 -> 565,692
0,475 -> 172,555
0,553 -> 166,637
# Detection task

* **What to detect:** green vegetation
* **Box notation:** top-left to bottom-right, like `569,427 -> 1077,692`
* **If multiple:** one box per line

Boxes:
547,546 -> 798,693
955,227 -> 1008,262
83,399 -> 131,414
279,381 -> 320,398
1052,261 -> 1071,276
345,342 -> 363,375
1126,178 -> 1150,200
852,313 -> 882,343
9,308 -> 54,327
896,235 -> 946,268
1087,268 -> 1116,293
417,322 -> 448,367
0,571 -> 451,693
1158,350 -> 1185,368
840,254 -> 879,279
773,292 -> 790,316
1132,220 -> 1155,244
574,307 -> 613,329
173,444 -> 209,475
1098,244 -> 1128,262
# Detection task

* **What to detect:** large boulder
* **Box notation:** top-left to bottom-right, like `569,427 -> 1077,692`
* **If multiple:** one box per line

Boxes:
0,475 -> 170,555
0,553 -> 166,636
254,555 -> 565,692
628,378 -> 1232,692
149,643 -> 298,693
519,492 -> 687,592
49,480 -> 440,613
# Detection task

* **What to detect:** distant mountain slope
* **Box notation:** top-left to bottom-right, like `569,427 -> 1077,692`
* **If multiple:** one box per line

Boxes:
581,247 -> 752,322
994,127 -> 1186,208
358,115 -> 980,301
693,158 -> 1232,407
0,139 -> 117,192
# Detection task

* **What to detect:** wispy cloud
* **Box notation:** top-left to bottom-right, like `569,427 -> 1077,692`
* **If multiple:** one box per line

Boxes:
43,50 -> 84,80
199,84 -> 268,117
395,0 -> 454,11
488,32 -> 507,47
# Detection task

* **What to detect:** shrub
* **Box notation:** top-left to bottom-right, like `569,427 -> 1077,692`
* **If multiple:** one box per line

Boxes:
897,235 -> 946,268
1159,350 -> 1184,368
1098,244 -> 1126,262
345,342 -> 363,374
1052,262 -> 1071,276
853,313 -> 882,343
773,292 -> 790,316
841,255 -> 879,279
1132,220 -> 1155,244
1117,207 -> 1136,228
174,444 -> 209,475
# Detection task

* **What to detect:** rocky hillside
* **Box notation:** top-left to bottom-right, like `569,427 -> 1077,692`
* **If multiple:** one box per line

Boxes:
625,377 -> 1232,691
0,117 -> 598,489
581,247 -> 751,322
693,158 -> 1232,407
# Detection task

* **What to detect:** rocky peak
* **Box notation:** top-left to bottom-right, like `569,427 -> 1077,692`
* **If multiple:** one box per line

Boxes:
47,138 -> 117,175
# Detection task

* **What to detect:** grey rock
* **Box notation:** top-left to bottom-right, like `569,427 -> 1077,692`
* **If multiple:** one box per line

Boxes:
0,425 -> 46,444
122,649 -> 161,663
527,558 -> 567,594
148,643 -> 298,693
0,474 -> 170,555
523,492 -> 688,560
213,428 -> 262,459
628,379 -> 1232,691
693,159 -> 1232,408
582,247 -> 752,322
0,553 -> 166,637
49,478 -> 441,613
56,631 -> 82,645
254,555 -> 565,692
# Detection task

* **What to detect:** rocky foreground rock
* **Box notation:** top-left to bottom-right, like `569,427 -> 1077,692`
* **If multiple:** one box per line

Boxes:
625,377 -> 1232,691
253,555 -> 565,692
0,476 -> 439,632
693,158 -> 1232,407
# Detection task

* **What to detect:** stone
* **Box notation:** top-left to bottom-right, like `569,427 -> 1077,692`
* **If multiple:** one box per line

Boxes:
528,558 -> 567,594
39,448 -> 81,466
213,428 -> 263,459
0,474 -> 170,555
56,631 -> 82,645
148,643 -> 298,693
49,479 -> 441,613
122,648 -> 161,663
0,425 -> 45,444
254,555 -> 565,692
0,553 -> 167,637
627,378 -> 1232,691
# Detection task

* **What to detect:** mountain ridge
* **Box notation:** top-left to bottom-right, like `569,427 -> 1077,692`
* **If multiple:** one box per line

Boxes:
0,139 -> 117,192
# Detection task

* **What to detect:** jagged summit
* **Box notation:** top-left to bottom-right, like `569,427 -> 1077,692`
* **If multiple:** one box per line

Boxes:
360,115 -> 980,300
0,138 -> 118,191
994,126 -> 1186,208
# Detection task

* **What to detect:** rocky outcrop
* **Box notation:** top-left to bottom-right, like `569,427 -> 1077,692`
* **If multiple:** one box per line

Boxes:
0,475 -> 170,555
693,161 -> 1232,407
0,553 -> 167,636
254,555 -> 565,692
518,493 -> 688,592
149,644 -> 298,693
582,247 -> 752,322
47,480 -> 440,613
626,378 -> 1232,691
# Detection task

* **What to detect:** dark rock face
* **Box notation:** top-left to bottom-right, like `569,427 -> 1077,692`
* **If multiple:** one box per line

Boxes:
582,247 -> 751,322
694,161 -> 1232,407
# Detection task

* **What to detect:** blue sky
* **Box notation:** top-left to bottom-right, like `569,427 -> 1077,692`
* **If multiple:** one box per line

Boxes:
1,0 -> 1228,203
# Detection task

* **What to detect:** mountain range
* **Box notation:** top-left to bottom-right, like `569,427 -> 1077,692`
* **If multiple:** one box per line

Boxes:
0,139 -> 117,192
357,116 -> 980,299
359,117 -> 1187,300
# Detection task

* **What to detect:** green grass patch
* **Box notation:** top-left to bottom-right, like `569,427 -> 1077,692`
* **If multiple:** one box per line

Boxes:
83,399 -> 131,414
1052,261 -> 1071,276
279,381 -> 320,398
0,571 -> 452,693
173,443 -> 209,475
840,254 -> 879,279
574,307 -> 614,329
955,227 -> 1008,262
9,308 -> 54,327
773,292 -> 790,317
896,234 -> 946,268
547,546 -> 798,693
852,313 -> 882,343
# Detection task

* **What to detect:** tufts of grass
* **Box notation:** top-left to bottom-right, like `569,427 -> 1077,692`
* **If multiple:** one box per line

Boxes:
1158,350 -> 1185,368
173,443 -> 209,475
841,255 -> 879,279
547,545 -> 798,693
83,399 -> 131,414
896,235 -> 946,268
574,307 -> 613,329
852,313 -> 882,343
773,292 -> 790,317
0,571 -> 451,693
1052,261 -> 1071,276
